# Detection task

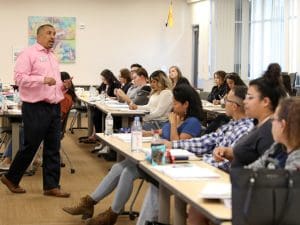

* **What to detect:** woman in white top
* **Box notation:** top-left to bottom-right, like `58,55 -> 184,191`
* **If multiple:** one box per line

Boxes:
130,70 -> 173,130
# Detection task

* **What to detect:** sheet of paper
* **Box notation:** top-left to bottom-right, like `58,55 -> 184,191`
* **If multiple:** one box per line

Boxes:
199,183 -> 231,199
113,133 -> 153,143
154,163 -> 220,180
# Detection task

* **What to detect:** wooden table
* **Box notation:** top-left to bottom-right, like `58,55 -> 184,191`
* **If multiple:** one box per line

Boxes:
96,132 -> 232,225
139,161 -> 231,225
78,95 -> 147,135
95,133 -> 148,163
0,109 -> 22,160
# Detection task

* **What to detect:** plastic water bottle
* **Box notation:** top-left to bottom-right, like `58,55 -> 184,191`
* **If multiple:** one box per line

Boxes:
2,96 -> 8,112
151,130 -> 166,165
13,90 -> 19,103
100,90 -> 106,102
0,93 -> 3,110
104,112 -> 114,136
89,85 -> 93,96
131,116 -> 143,152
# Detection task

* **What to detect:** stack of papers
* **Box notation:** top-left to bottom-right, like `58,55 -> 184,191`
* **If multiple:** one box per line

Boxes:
142,148 -> 196,160
170,149 -> 195,160
106,103 -> 129,108
154,163 -> 220,180
113,133 -> 153,143
199,183 -> 231,199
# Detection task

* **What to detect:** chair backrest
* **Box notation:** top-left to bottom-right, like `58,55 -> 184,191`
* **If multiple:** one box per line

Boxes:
61,110 -> 71,140
289,72 -> 297,88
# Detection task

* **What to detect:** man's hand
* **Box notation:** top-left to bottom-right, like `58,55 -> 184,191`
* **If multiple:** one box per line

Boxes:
44,77 -> 56,86
213,146 -> 234,162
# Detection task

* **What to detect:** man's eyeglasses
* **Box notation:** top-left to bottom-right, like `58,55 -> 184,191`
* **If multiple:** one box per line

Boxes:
224,97 -> 241,106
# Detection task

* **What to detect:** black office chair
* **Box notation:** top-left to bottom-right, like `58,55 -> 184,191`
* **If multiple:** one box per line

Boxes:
0,127 -> 12,151
61,111 -> 75,174
68,100 -> 88,134
120,179 -> 145,220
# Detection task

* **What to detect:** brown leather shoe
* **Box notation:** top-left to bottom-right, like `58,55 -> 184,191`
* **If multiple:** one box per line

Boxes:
44,188 -> 70,198
0,175 -> 26,194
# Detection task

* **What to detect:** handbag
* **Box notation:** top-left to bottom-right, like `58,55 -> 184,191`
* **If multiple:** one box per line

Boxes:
230,168 -> 300,225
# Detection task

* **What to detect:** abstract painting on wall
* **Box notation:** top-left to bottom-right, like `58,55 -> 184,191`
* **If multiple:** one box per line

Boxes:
28,16 -> 76,63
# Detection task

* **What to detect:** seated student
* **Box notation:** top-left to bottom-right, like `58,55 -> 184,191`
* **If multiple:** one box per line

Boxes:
204,72 -> 247,134
118,68 -> 132,94
62,83 -> 204,225
207,70 -> 228,104
213,63 -> 287,168
129,63 -> 142,79
225,72 -> 247,90
164,86 -> 254,158
281,73 -> 296,96
60,72 -> 76,120
139,85 -> 254,225
129,70 -> 173,131
116,68 -> 150,105
168,65 -> 183,88
247,97 -> 300,170
83,69 -> 121,143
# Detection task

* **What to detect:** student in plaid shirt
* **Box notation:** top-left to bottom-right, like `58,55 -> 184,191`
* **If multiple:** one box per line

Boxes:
139,86 -> 254,225
164,85 -> 255,171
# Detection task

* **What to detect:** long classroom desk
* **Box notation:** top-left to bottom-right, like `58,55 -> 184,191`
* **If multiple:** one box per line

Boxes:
94,100 -> 147,128
96,133 -> 231,225
139,161 -> 231,225
77,95 -> 147,136
95,133 -> 147,163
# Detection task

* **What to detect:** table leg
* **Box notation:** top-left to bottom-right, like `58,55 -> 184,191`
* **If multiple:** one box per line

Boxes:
158,185 -> 171,224
11,122 -> 20,160
174,196 -> 187,225
87,105 -> 93,136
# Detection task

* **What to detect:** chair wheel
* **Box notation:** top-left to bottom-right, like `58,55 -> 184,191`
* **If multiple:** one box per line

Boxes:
70,169 -> 75,174
60,163 -> 66,167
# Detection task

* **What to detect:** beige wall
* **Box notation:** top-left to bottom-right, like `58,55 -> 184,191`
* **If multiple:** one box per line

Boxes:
0,0 -> 192,85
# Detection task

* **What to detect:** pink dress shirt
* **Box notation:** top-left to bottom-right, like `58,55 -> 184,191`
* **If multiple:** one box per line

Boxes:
14,43 -> 64,104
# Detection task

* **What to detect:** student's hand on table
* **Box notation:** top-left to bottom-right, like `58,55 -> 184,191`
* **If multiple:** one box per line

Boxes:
213,146 -> 233,162
142,130 -> 153,137
116,89 -> 125,98
129,103 -> 137,110
213,99 -> 221,105
44,77 -> 56,86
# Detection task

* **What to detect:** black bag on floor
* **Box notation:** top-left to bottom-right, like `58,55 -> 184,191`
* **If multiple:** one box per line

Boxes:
230,168 -> 300,225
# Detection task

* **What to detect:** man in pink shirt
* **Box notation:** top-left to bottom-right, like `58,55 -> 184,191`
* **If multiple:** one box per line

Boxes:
1,24 -> 70,198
